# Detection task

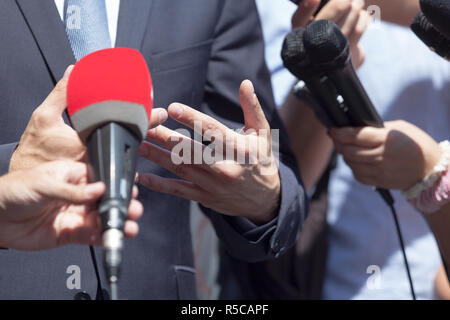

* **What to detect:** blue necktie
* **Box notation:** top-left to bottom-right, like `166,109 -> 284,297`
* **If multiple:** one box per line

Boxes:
65,0 -> 111,61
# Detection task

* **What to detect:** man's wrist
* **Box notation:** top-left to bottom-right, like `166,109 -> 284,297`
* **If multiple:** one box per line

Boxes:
247,178 -> 281,225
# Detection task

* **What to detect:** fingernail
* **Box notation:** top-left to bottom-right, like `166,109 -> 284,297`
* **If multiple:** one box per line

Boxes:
170,104 -> 183,119
244,79 -> 255,94
63,65 -> 74,80
159,109 -> 168,123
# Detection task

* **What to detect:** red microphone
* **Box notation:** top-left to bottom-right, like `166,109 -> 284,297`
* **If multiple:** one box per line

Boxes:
67,48 -> 153,299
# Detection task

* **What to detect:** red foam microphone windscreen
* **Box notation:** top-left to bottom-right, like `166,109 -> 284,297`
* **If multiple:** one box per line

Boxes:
67,47 -> 152,117
67,48 -> 153,141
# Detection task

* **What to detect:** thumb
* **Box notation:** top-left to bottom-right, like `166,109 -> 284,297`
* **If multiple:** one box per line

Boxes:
239,80 -> 270,132
41,65 -> 74,117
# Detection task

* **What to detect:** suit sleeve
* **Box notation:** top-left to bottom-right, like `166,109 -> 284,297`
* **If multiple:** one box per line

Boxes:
0,143 -> 18,176
200,0 -> 308,262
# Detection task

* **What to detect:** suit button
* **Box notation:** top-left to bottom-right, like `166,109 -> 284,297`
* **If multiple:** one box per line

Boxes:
74,291 -> 92,300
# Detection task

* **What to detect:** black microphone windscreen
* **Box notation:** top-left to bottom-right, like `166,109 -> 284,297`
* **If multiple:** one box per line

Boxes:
411,12 -> 450,59
303,20 -> 349,67
281,28 -> 307,69
420,0 -> 450,40
281,28 -> 319,79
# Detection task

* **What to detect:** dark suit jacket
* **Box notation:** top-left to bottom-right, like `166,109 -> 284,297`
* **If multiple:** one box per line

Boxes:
0,0 -> 307,299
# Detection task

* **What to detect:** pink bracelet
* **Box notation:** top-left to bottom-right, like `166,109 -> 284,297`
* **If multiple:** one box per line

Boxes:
410,167 -> 450,214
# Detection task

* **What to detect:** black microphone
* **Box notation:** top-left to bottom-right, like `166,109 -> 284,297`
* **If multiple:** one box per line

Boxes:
411,12 -> 450,60
281,27 -> 352,127
302,20 -> 418,299
420,0 -> 450,41
303,20 -> 384,128
302,19 -> 393,204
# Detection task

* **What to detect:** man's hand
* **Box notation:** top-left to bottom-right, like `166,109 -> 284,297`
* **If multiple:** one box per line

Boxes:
292,0 -> 370,68
0,160 -> 143,251
138,80 -> 281,225
330,120 -> 442,190
9,66 -> 169,172
9,66 -> 85,171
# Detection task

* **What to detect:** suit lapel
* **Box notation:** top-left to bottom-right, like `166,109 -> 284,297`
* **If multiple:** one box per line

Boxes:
15,0 -> 153,82
115,0 -> 153,50
15,0 -> 75,83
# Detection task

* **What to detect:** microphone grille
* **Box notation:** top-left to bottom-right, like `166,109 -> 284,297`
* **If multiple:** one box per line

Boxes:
420,0 -> 450,40
303,20 -> 349,66
281,28 -> 307,69
411,12 -> 450,59
281,28 -> 318,79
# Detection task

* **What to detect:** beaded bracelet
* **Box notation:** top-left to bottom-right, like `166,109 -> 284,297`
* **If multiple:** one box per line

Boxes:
405,140 -> 450,214
403,140 -> 450,200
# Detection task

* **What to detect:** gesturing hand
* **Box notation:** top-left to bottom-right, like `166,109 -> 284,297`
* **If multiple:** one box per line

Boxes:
138,80 -> 281,225
330,120 -> 442,190
0,160 -> 143,251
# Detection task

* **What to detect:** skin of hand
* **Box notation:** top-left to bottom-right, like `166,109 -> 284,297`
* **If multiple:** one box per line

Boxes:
292,0 -> 371,68
0,160 -> 143,251
138,80 -> 281,225
435,265 -> 450,300
10,65 -> 169,172
329,120 -> 442,190
365,0 -> 420,27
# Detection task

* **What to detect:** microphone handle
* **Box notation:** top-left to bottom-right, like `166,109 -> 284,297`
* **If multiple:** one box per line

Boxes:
326,63 -> 384,128
86,122 -> 141,296
305,76 -> 352,127
324,62 -> 395,205
87,122 -> 140,231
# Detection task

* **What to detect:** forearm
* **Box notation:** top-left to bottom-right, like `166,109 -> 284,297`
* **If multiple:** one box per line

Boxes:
366,0 -> 420,26
279,92 -> 333,191
425,203 -> 450,276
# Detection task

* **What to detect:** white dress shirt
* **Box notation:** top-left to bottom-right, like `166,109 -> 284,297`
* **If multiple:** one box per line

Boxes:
54,0 -> 120,47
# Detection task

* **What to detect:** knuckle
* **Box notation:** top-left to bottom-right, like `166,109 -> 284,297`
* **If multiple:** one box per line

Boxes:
172,164 -> 186,177
168,184 -> 183,198
32,108 -> 51,126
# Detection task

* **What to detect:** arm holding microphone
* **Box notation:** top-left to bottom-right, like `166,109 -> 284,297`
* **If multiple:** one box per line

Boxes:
0,160 -> 142,251
329,120 -> 450,279
0,64 -> 167,250
280,0 -> 369,190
